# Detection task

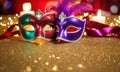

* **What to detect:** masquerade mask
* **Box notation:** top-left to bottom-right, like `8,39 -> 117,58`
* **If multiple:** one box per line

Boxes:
19,10 -> 56,41
56,12 -> 86,42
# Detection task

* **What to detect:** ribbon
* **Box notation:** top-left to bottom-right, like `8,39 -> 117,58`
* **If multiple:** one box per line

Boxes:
0,24 -> 20,40
85,17 -> 120,38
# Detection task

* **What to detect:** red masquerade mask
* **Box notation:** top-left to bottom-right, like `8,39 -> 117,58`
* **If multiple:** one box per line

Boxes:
19,10 -> 56,41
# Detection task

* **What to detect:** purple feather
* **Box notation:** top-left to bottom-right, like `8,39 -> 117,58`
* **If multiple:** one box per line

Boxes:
45,0 -> 94,16
69,3 -> 94,15
56,0 -> 70,16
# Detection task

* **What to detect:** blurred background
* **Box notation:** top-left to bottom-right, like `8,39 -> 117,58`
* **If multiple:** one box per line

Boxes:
0,0 -> 120,15
0,1 -> 120,72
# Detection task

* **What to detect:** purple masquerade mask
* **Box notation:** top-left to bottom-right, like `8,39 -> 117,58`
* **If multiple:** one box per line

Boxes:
56,12 -> 86,42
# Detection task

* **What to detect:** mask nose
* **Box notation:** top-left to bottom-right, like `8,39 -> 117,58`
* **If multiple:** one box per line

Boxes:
57,29 -> 66,39
33,26 -> 49,45
35,26 -> 43,37
56,29 -> 69,43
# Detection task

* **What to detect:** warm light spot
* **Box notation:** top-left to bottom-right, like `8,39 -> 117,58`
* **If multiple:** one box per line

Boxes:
15,25 -> 19,30
34,60 -> 38,63
78,16 -> 83,20
14,16 -> 16,19
23,25 -> 35,31
107,17 -> 109,19
84,32 -> 87,36
43,24 -> 53,31
110,23 -> 114,26
84,12 -> 89,17
56,56 -> 61,59
28,56 -> 32,59
52,54 -> 55,58
7,22 -> 9,25
16,22 -> 18,24
26,66 -> 32,72
116,20 -> 120,23
89,15 -> 92,18
78,64 -> 83,68
16,14 -> 19,17
38,57 -> 41,60
92,9 -> 106,24
119,16 -> 120,20
23,2 -> 32,12
0,17 -> 2,20
68,67 -> 73,70
8,17 -> 12,20
115,23 -> 118,26
14,34 -> 19,37
52,65 -> 58,71
49,55 -> 52,58
114,18 -> 116,21
0,23 -> 6,26
97,9 -> 101,17
36,14 -> 42,18
45,62 -> 49,65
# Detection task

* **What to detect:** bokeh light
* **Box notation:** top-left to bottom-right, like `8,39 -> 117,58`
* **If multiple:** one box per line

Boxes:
4,1 -> 12,9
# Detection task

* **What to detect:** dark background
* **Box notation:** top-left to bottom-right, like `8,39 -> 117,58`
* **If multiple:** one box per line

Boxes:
0,0 -> 120,14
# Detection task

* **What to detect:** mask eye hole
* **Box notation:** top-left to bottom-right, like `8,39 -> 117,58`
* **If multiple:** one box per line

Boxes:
43,23 -> 55,31
23,25 -> 35,31
66,25 -> 81,33
56,25 -> 59,32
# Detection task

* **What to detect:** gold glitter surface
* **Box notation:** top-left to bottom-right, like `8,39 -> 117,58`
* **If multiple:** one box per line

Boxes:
0,37 -> 120,72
